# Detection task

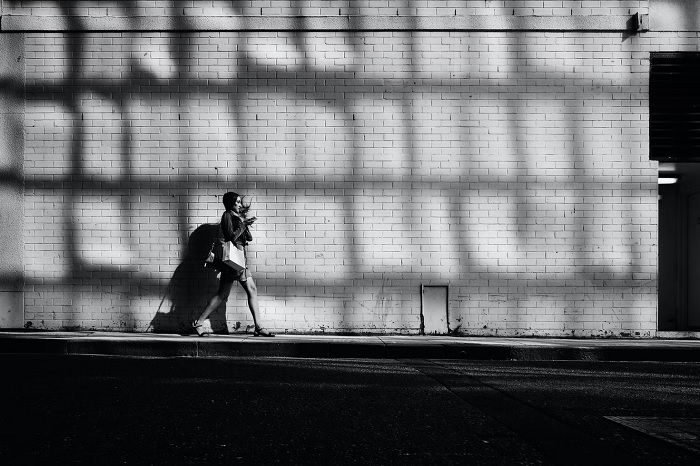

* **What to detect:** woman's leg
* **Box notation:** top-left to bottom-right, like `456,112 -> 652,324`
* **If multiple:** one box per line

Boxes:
195,274 -> 235,326
241,277 -> 275,337
239,277 -> 261,328
239,277 -> 274,336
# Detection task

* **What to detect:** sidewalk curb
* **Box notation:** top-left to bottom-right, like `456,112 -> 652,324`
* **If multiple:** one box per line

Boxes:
1,333 -> 700,361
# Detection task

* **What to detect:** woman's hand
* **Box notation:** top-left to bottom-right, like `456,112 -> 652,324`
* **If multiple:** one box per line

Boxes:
244,216 -> 257,226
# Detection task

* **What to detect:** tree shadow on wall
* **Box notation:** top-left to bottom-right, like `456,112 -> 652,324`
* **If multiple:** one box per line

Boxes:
149,223 -> 231,335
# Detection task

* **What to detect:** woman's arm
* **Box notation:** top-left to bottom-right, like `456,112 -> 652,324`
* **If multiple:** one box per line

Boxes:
221,212 -> 247,243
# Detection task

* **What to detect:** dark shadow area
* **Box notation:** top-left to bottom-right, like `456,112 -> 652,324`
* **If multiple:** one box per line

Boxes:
149,223 -> 223,334
2,355 -> 700,464
623,13 -> 641,41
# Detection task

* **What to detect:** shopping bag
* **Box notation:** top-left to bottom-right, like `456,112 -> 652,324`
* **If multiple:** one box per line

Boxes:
222,241 -> 246,272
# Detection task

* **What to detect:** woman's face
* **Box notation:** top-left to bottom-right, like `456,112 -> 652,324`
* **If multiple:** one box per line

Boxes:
232,196 -> 242,214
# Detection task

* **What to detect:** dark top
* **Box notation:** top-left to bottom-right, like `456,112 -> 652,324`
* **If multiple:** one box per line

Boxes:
220,210 -> 252,247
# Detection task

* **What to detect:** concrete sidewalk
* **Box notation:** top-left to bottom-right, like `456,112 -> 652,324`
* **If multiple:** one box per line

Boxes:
1,331 -> 700,361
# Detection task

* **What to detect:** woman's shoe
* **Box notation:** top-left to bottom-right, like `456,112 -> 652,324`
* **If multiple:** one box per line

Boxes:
192,320 -> 209,337
253,327 -> 275,337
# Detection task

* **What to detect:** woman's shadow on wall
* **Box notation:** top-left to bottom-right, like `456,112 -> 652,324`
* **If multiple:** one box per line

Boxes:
148,223 -> 231,335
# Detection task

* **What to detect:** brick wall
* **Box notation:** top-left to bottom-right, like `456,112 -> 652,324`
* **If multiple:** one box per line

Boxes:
3,1 -> 649,18
1,1 -> 667,336
0,32 -> 25,328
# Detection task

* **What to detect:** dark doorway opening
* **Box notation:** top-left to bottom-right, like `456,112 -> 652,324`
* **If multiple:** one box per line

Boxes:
651,52 -> 700,331
658,164 -> 700,330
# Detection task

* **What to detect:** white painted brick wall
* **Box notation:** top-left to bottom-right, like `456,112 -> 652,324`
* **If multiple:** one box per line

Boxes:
9,1 -> 668,336
2,1 -> 649,18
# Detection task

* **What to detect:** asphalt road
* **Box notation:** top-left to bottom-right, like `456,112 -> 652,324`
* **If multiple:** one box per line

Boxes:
1,355 -> 699,465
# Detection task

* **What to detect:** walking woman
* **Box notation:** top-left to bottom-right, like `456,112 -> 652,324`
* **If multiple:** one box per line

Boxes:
193,192 -> 274,337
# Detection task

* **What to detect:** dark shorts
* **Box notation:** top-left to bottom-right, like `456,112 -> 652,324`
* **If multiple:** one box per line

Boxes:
221,265 -> 251,283
210,243 -> 252,282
